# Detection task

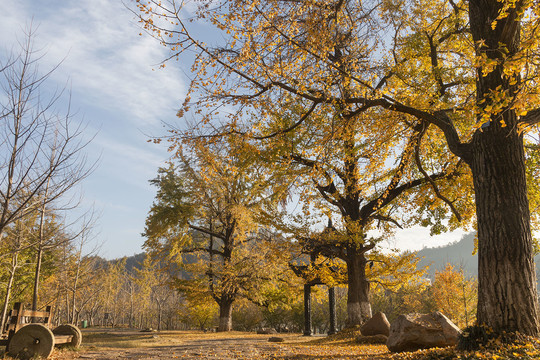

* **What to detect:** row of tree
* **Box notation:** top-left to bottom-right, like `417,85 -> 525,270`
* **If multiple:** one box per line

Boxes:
0,229 -> 478,333
140,109 -> 480,332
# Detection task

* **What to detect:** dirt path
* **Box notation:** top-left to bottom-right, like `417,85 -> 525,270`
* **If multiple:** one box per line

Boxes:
77,335 -> 297,360
47,329 -> 389,360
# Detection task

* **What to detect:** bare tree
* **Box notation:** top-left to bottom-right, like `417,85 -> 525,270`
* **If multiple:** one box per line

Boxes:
0,27 -> 97,316
0,26 -> 96,252
66,218 -> 101,324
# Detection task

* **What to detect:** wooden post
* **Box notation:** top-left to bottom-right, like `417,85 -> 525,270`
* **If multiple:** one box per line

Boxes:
303,284 -> 312,336
44,305 -> 52,327
328,286 -> 337,335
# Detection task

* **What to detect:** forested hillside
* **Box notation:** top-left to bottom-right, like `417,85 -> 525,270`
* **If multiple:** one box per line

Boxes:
417,233 -> 477,278
418,233 -> 540,281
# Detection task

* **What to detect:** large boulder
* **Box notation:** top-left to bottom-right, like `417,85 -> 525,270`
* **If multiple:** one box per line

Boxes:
387,312 -> 461,352
361,312 -> 390,336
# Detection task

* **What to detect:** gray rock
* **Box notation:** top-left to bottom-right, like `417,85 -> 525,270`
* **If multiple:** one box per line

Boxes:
361,312 -> 390,336
268,337 -> 284,342
387,311 -> 461,352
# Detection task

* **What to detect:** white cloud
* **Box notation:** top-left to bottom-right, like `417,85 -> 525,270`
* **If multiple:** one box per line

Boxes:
0,2 -> 26,36
1,0 -> 186,127
94,134 -> 167,185
381,226 -> 467,252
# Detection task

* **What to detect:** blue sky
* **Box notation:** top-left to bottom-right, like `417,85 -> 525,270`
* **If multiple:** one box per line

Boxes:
0,0 -> 185,258
0,1 -> 466,259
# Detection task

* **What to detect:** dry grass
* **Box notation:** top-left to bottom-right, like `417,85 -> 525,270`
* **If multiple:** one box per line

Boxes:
284,328 -> 390,359
306,326 -> 363,346
82,330 -> 183,349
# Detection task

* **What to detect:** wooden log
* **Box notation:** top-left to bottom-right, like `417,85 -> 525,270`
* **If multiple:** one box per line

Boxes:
53,335 -> 74,344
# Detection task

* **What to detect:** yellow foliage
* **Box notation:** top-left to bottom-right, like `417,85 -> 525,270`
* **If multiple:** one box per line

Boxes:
432,263 -> 478,328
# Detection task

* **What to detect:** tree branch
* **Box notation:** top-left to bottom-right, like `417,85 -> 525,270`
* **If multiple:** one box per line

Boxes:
360,170 -> 455,222
372,214 -> 403,229
358,98 -> 472,163
414,125 -> 463,221
254,101 -> 319,140
181,247 -> 225,258
188,223 -> 226,241
519,108 -> 540,128
290,153 -> 346,212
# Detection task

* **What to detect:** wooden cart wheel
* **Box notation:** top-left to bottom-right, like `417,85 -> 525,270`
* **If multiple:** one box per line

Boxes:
52,324 -> 82,348
7,324 -> 55,360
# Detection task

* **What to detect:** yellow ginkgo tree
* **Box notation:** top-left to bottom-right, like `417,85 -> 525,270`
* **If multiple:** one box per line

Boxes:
260,103 -> 468,326
144,135 -> 294,331
432,264 -> 478,329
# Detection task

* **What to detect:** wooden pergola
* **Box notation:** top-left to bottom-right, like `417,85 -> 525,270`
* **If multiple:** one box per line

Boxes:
291,220 -> 347,336
291,262 -> 341,335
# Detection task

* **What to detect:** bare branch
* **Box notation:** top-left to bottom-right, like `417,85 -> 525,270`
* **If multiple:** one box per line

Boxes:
414,125 -> 463,221
0,27 -> 96,242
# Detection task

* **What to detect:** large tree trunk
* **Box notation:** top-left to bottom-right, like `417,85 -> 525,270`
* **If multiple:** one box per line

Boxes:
468,0 -> 540,336
471,129 -> 539,335
345,251 -> 371,327
217,299 -> 233,332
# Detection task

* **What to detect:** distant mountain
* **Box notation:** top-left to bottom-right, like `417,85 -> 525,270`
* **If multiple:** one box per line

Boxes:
115,235 -> 479,279
124,253 -> 146,272
417,232 -> 540,282
105,251 -> 195,280
112,234 -> 539,282
416,233 -> 477,278
102,252 -> 146,272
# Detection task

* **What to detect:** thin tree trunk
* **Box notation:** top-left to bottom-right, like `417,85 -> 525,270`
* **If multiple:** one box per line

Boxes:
70,244 -> 83,325
52,280 -> 62,326
65,292 -> 70,323
460,270 -> 469,328
157,302 -> 162,331
32,176 -> 51,313
129,282 -> 134,328
0,223 -> 23,332
0,256 -> 18,332
32,246 -> 43,312
345,251 -> 371,327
